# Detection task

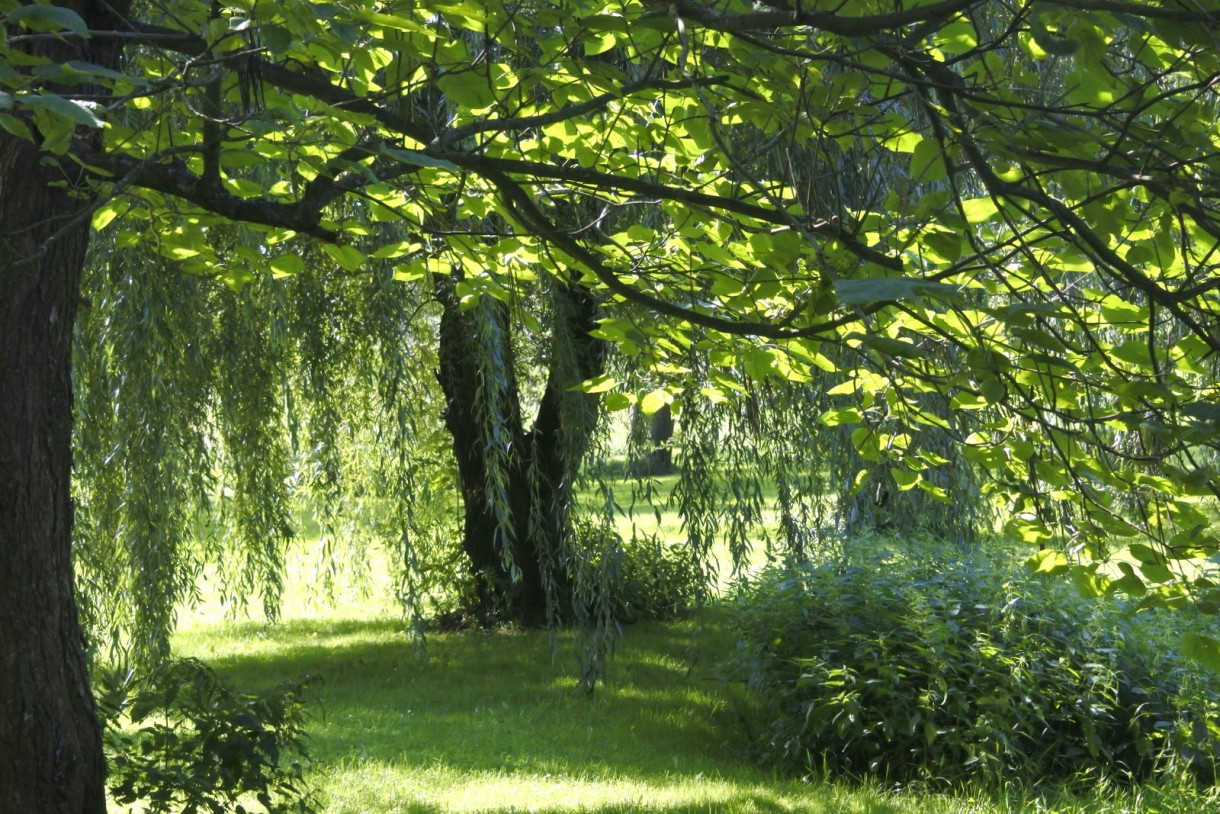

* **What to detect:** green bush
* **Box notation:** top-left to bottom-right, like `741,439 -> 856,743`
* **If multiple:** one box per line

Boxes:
573,521 -> 706,622
727,543 -> 1220,788
617,531 -> 706,621
99,658 -> 319,814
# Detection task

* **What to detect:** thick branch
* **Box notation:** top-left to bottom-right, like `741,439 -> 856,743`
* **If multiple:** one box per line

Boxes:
85,151 -> 337,240
437,151 -> 901,271
667,0 -> 982,36
486,168 -> 883,340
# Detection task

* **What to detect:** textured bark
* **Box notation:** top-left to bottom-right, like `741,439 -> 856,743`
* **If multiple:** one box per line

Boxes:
631,403 -> 675,476
436,275 -> 604,624
1,2 -> 128,810
0,136 -> 107,814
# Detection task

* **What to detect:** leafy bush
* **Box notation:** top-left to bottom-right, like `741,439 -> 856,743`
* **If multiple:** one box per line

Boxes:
573,521 -> 706,622
98,658 -> 319,813
727,543 -> 1220,788
617,531 -> 706,621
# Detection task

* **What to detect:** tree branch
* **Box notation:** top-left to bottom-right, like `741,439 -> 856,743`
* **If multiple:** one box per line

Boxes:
83,150 -> 337,240
485,168 -> 884,340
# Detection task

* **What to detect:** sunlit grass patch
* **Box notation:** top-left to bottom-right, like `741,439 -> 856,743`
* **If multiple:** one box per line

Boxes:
162,606 -> 1217,814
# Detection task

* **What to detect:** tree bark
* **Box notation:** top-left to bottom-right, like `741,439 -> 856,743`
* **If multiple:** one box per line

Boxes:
435,274 -> 603,624
1,2 -> 128,810
630,403 -> 675,476
0,138 -> 107,813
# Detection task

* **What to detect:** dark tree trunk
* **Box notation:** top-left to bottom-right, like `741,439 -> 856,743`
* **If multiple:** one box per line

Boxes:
1,3 -> 129,810
435,273 -> 604,624
632,403 -> 675,476
0,136 -> 106,814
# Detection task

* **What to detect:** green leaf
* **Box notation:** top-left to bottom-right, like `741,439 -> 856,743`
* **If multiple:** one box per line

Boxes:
1004,515 -> 1053,545
821,408 -> 863,427
921,230 -> 964,262
890,468 -> 920,491
835,278 -> 960,305
91,200 -> 124,231
18,92 -> 103,128
847,333 -> 927,360
1182,633 -> 1220,672
573,374 -> 617,394
1029,17 -> 1081,56
321,244 -> 365,272
270,254 -> 305,275
1098,294 -> 1145,324
380,146 -> 459,171
640,388 -> 671,416
742,347 -> 777,382
0,112 -> 34,141
1026,549 -> 1068,575
7,4 -> 90,38
979,378 -> 1006,405
437,71 -> 495,109
603,392 -> 634,412
909,137 -> 947,183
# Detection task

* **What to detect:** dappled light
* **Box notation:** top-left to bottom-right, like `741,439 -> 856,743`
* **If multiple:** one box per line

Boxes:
5,0 -> 1220,811
173,612 -> 935,813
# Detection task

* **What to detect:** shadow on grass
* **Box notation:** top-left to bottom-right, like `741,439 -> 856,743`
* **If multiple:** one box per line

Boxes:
351,788 -> 906,814
197,618 -> 730,763
167,578 -> 1214,813
175,612 -> 893,813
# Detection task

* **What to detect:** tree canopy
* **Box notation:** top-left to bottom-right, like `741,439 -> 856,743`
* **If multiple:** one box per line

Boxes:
12,0 -> 1220,636
4,1 -> 1220,809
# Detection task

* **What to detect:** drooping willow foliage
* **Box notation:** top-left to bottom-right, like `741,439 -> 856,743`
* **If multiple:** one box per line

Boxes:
73,213 -> 997,672
72,234 -> 457,666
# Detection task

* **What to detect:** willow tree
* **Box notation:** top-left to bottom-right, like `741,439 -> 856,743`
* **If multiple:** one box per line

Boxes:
6,1 -> 1220,811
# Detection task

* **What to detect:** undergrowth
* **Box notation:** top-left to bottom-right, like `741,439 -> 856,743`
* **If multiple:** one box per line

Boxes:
728,539 -> 1220,790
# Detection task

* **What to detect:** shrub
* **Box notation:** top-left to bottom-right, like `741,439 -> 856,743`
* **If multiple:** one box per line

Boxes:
727,542 -> 1220,788
616,531 -> 706,621
572,521 -> 706,622
98,658 -> 319,814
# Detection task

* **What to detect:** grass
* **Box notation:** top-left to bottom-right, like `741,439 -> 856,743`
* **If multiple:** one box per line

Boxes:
107,468 -> 1215,813
176,614 -> 856,813
157,595 -> 1209,814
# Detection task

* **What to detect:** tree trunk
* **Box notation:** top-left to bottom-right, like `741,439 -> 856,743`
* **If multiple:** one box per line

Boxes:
0,3 -> 129,809
0,138 -> 107,812
631,403 -> 675,476
435,273 -> 603,624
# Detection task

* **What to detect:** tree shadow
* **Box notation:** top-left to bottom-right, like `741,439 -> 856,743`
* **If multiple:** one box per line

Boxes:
174,613 -> 844,811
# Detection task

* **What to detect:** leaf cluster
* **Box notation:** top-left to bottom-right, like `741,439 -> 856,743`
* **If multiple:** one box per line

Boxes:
573,520 -> 706,623
728,543 -> 1220,788
98,658 -> 320,814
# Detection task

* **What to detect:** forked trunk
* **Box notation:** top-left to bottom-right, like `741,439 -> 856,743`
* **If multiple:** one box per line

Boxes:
435,273 -> 603,624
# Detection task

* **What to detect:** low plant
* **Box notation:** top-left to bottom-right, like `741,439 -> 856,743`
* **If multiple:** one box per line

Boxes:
727,541 -> 1220,788
98,657 -> 319,814
573,520 -> 706,622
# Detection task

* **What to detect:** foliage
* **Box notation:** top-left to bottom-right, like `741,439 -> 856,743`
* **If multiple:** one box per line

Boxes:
73,244 -> 456,664
617,530 -> 705,621
728,543 -> 1220,788
6,0 -> 1220,658
98,658 -> 319,814
171,602 -> 1220,814
572,520 -> 706,623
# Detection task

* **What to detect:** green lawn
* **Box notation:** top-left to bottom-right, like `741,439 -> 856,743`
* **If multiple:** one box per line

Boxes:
158,599 -> 1200,814
105,474 -> 1214,814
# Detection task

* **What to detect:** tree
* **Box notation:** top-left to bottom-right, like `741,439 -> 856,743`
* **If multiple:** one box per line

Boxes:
5,1 -> 1220,810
